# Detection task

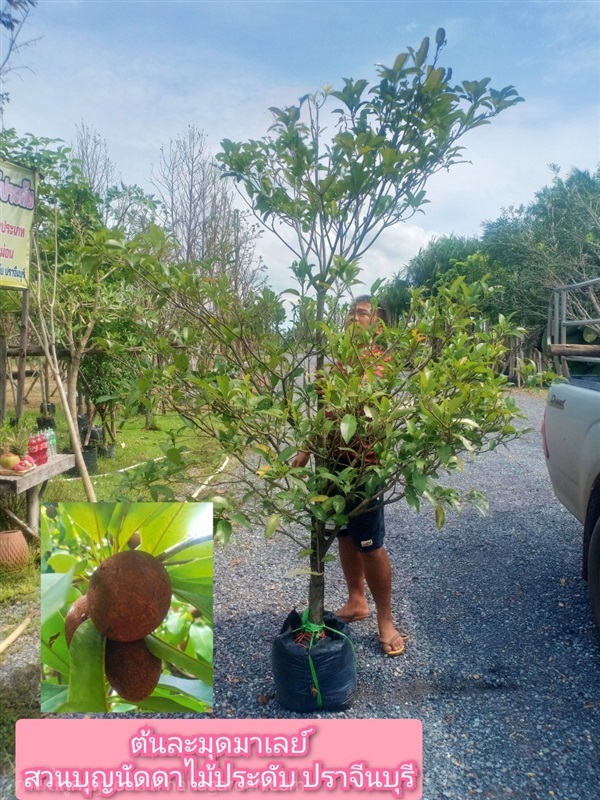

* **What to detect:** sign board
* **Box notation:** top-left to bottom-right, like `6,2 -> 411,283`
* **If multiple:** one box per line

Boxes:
0,159 -> 35,290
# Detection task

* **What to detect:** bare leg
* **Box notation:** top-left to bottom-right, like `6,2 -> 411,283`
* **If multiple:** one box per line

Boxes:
361,547 -> 404,653
335,535 -> 370,620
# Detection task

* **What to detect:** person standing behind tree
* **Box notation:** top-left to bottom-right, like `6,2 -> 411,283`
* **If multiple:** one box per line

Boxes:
291,295 -> 406,657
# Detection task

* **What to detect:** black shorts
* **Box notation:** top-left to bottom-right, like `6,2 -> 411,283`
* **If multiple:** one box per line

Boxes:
337,492 -> 385,552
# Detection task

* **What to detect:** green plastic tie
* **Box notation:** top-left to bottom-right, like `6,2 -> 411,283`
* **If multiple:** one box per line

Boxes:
300,607 -> 325,634
307,639 -> 323,709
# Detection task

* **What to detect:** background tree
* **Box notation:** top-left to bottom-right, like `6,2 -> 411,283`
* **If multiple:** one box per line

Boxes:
0,0 -> 37,110
478,167 -> 600,340
73,122 -> 159,235
0,130 -> 156,482
151,125 -> 264,304
404,234 -> 480,288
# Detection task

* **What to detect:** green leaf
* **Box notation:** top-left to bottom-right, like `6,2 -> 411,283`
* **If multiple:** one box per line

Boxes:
169,576 -> 213,623
136,689 -> 209,714
405,486 -> 420,512
340,414 -> 357,444
41,682 -> 69,713
188,624 -> 213,664
66,619 -> 108,712
279,445 -> 297,462
146,634 -> 213,685
108,502 -> 178,553
41,569 -> 75,624
214,519 -> 232,545
167,558 -> 212,581
163,539 -> 213,565
158,675 -> 213,706
41,612 -> 71,676
415,36 -> 430,68
47,553 -> 79,573
412,471 -> 428,494
435,504 -> 446,530
265,513 -> 280,538
58,502 -> 114,547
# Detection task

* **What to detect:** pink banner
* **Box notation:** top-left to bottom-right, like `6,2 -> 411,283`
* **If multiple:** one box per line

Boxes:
16,718 -> 422,798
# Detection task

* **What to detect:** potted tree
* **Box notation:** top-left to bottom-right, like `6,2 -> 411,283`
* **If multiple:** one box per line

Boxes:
134,31 -> 525,711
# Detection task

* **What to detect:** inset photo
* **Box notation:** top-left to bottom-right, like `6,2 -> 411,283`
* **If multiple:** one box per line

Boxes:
40,502 -> 212,714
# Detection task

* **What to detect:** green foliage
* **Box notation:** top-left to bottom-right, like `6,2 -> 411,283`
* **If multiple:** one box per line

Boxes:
379,275 -> 411,325
218,31 -> 522,272
404,234 -> 481,288
401,168 -> 600,345
482,167 -> 600,328
40,502 -> 213,713
144,275 -> 523,560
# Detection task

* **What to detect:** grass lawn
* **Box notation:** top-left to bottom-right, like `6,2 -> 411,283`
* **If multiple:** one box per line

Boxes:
9,408 -> 224,503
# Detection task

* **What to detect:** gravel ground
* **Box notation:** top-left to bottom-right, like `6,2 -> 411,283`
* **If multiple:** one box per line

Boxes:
0,596 -> 40,800
213,390 -> 600,798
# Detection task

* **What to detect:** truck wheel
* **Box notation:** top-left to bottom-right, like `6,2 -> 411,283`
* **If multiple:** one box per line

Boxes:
589,517 -> 600,634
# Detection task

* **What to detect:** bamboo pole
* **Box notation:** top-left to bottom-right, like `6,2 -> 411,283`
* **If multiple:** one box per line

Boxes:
0,617 -> 32,656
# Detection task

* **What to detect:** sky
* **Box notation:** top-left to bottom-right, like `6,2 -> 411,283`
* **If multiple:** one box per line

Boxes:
2,0 -> 599,293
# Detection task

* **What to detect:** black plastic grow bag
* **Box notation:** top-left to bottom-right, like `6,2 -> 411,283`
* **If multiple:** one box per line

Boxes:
272,609 -> 357,713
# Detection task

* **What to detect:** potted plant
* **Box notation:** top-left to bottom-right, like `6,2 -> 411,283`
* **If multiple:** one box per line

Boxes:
2,422 -> 36,473
0,423 -> 20,471
135,32 -> 524,711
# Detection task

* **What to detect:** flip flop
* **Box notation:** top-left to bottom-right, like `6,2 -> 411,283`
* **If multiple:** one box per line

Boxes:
335,611 -> 371,623
379,633 -> 406,657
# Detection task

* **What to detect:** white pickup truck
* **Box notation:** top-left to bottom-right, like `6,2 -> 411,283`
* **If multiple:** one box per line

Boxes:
543,277 -> 600,632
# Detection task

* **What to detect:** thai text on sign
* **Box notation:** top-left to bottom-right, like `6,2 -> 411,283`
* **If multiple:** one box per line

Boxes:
0,159 -> 35,290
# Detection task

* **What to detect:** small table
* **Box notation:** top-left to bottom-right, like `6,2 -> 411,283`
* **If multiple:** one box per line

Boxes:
0,454 -> 76,534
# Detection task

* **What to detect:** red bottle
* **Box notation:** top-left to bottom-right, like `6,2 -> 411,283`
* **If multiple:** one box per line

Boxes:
37,433 -> 48,465
27,435 -> 39,465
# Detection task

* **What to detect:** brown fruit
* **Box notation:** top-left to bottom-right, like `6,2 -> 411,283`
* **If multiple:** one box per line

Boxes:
127,532 -> 141,549
87,550 -> 171,642
105,638 -> 162,702
65,594 -> 90,646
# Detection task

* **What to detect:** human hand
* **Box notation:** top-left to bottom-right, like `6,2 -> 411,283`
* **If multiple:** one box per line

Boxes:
291,450 -> 310,468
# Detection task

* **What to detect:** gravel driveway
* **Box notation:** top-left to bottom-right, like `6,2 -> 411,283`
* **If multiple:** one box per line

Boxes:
213,390 -> 600,798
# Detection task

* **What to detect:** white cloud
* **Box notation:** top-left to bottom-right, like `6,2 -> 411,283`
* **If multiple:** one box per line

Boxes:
4,0 -> 598,302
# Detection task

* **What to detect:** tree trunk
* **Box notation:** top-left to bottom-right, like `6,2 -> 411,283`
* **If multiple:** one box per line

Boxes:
67,355 -> 81,448
0,335 -> 6,424
306,284 -> 328,628
35,341 -> 97,503
307,520 -> 325,626
15,289 -> 29,420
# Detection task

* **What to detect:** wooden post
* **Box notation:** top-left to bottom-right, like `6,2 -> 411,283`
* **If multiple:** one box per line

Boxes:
15,288 -> 29,420
26,485 -> 40,535
0,334 -> 6,424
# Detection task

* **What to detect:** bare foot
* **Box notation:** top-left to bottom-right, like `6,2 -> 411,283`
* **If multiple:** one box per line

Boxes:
335,601 -> 370,623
